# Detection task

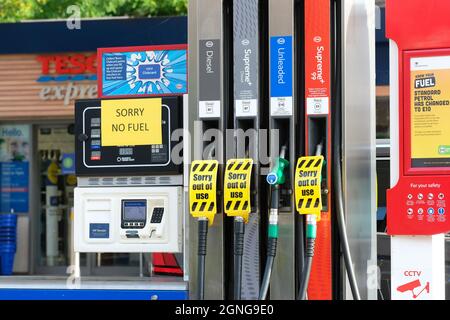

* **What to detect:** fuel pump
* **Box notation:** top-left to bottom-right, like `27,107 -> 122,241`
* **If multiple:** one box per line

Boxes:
188,0 -> 228,300
267,0 -> 297,300
74,96 -> 184,255
227,0 -> 264,300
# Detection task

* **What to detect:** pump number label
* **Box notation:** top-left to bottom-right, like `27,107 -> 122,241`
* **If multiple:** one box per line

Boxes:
223,159 -> 253,222
189,160 -> 219,224
295,156 -> 324,219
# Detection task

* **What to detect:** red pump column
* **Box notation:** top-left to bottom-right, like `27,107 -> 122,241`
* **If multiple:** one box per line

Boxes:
304,0 -> 332,300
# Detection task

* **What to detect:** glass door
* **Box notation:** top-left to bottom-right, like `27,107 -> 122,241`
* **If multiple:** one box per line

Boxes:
33,124 -> 144,277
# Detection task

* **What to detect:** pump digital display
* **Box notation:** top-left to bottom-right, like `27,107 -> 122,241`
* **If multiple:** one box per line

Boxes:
122,200 -> 147,221
409,55 -> 450,169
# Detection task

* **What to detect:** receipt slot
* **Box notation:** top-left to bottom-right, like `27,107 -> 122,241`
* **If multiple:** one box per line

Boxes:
386,0 -> 450,300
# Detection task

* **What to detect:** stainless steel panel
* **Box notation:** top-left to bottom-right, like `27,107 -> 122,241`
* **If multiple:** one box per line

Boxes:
341,0 -> 377,300
188,0 -> 225,300
269,0 -> 294,35
268,0 -> 296,300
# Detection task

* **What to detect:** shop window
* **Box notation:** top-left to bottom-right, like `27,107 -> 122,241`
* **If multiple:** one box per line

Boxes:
38,126 -> 77,268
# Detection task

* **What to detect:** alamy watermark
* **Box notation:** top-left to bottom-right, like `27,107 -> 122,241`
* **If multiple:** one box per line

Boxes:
66,5 -> 81,30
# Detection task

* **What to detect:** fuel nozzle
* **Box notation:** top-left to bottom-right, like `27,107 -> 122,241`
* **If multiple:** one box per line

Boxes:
259,145 -> 289,300
266,145 -> 289,186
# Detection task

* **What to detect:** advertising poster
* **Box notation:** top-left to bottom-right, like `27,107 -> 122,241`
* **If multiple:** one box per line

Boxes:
99,46 -> 187,98
410,56 -> 450,168
0,125 -> 30,213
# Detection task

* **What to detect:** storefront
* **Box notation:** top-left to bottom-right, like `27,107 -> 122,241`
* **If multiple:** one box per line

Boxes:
0,17 -> 186,278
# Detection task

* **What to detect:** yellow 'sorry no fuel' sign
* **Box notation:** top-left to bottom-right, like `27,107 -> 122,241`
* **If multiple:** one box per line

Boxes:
101,98 -> 162,146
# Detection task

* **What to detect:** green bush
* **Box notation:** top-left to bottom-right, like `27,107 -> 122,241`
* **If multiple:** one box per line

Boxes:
0,0 -> 187,22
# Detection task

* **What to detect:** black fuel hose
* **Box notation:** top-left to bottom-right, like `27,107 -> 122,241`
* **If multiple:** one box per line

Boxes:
333,142 -> 361,300
297,237 -> 315,300
197,218 -> 208,300
258,186 -> 279,300
332,28 -> 361,299
233,217 -> 245,300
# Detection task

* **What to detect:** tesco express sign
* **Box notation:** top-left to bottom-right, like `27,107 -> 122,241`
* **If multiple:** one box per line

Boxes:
36,54 -> 98,105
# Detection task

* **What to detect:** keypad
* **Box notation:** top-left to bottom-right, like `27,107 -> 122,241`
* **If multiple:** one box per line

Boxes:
151,207 -> 164,223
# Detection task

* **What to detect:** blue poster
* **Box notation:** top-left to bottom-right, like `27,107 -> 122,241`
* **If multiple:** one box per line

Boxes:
0,162 -> 29,213
0,125 -> 31,214
100,47 -> 187,97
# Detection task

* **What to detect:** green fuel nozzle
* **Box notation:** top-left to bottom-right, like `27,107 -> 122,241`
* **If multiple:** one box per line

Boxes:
266,146 -> 289,186
259,145 -> 289,300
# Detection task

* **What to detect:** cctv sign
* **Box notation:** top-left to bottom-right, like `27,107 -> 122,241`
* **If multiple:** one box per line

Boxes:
393,269 -> 431,300
391,235 -> 445,300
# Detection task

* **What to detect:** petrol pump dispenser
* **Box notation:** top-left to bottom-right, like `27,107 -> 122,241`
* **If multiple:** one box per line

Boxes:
386,0 -> 450,300
73,96 -> 183,259
303,0 -> 333,300
230,0 -> 264,300
188,0 -> 228,300
267,0 -> 297,300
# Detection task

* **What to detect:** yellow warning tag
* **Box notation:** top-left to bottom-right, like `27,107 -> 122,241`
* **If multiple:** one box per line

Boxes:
295,156 -> 324,220
189,160 -> 219,225
224,159 -> 253,222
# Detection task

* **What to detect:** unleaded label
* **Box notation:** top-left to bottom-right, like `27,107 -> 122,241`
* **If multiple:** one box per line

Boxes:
270,36 -> 293,116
